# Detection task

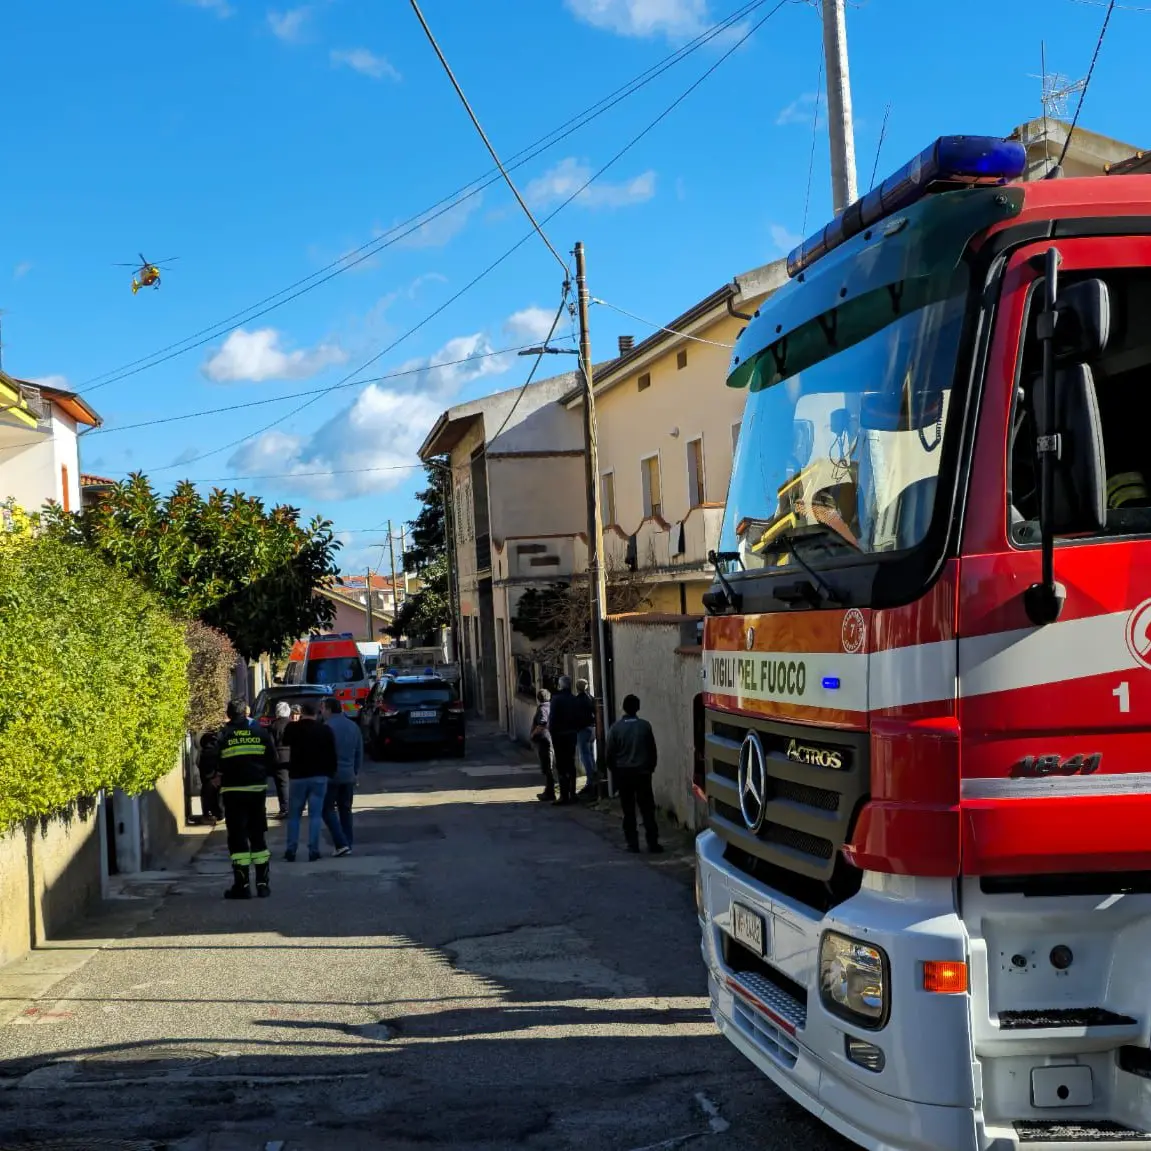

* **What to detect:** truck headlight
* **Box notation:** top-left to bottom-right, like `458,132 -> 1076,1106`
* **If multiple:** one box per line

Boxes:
819,931 -> 889,1029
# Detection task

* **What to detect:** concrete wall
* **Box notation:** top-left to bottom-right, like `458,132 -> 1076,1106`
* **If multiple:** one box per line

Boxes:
0,755 -> 190,970
609,614 -> 704,830
0,800 -> 104,969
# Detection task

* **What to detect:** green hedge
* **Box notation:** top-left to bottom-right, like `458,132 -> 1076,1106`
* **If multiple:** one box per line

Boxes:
0,534 -> 190,827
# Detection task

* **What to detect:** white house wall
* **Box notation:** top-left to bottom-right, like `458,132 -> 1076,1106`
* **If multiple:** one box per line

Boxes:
0,411 -> 81,514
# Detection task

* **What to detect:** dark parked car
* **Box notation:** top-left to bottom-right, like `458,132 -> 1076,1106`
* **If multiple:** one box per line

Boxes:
362,675 -> 465,759
251,684 -> 334,726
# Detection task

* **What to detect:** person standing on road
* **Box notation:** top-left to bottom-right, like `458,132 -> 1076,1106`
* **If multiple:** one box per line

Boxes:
605,694 -> 663,855
282,700 -> 337,863
213,699 -> 278,898
197,729 -> 224,827
574,678 -> 598,799
530,688 -> 557,803
268,702 -> 292,820
320,697 -> 360,855
547,676 -> 581,805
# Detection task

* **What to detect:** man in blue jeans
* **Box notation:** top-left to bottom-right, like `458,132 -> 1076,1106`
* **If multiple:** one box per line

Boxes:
281,700 -> 337,862
320,697 -> 361,855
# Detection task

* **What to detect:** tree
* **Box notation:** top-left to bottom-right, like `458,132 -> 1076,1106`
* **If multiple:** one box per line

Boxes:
45,474 -> 340,661
387,555 -> 449,644
511,561 -> 653,662
402,459 -> 449,572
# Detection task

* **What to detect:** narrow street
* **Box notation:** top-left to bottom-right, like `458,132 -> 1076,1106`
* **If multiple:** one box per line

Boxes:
0,726 -> 848,1151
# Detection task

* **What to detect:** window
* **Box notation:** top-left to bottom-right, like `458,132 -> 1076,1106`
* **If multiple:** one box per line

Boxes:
732,421 -> 742,452
515,655 -> 535,698
687,437 -> 705,507
385,684 -> 454,706
637,372 -> 651,392
601,471 -> 616,525
720,289 -> 967,566
677,348 -> 688,370
306,656 -> 365,685
1010,264 -> 1151,545
641,454 -> 663,520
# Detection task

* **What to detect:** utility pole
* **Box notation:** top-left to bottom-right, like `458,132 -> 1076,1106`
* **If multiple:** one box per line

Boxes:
387,520 -> 400,638
399,526 -> 409,603
822,0 -> 858,214
575,241 -> 610,799
364,567 -> 375,643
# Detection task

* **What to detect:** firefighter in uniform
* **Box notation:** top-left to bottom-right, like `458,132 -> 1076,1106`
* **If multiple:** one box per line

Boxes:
212,699 -> 278,899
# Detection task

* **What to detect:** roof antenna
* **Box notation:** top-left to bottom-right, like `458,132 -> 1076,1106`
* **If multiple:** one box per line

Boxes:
1054,0 -> 1117,177
1030,50 -> 1086,181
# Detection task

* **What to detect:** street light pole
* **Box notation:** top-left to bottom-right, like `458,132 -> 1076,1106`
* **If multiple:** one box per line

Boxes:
574,242 -> 610,799
822,0 -> 858,214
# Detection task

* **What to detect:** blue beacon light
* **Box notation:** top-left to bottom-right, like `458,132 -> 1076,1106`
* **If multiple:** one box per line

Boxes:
786,135 -> 1028,279
822,676 -> 841,691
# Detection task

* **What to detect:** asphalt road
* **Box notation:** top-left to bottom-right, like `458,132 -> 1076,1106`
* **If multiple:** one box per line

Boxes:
0,724 -> 852,1151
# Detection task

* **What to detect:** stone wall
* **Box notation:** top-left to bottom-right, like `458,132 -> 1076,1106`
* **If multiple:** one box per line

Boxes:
608,614 -> 704,830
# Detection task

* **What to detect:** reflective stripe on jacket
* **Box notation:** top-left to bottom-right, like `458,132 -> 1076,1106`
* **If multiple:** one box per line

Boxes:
217,722 -> 277,792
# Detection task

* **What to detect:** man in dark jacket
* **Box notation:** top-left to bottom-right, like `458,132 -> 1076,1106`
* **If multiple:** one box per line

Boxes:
547,676 -> 581,805
282,700 -> 337,862
213,699 -> 279,899
530,689 -> 556,803
268,702 -> 292,819
605,694 -> 662,854
574,678 -> 598,799
197,730 -> 224,826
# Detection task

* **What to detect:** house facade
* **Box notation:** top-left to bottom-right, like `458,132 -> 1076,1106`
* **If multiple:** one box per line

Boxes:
419,371 -> 587,740
563,261 -> 787,617
0,376 -> 100,514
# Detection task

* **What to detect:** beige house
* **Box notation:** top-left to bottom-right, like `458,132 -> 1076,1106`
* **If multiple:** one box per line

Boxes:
419,371 -> 586,738
561,261 -> 787,616
1011,117 -> 1142,181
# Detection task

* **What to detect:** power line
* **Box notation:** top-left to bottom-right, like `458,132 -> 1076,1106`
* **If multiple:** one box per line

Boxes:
868,103 -> 891,191
135,3 -> 785,479
590,297 -> 733,347
409,0 -> 568,274
801,44 -> 824,236
73,0 -> 772,398
84,338 -> 573,436
1058,0 -> 1116,169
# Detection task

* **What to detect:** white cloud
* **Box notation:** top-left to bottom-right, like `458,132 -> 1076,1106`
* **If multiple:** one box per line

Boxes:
185,0 -> 234,16
395,196 -> 482,249
504,306 -> 560,344
171,447 -> 201,467
565,0 -> 710,40
330,47 -> 401,81
776,93 -> 822,128
225,320 -> 527,498
268,6 -> 309,42
12,261 -> 32,280
770,224 -> 802,254
29,374 -> 70,390
202,328 -> 348,384
526,158 -> 656,211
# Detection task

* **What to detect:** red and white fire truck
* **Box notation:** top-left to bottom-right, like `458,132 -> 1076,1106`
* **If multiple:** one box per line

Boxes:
696,135 -> 1151,1149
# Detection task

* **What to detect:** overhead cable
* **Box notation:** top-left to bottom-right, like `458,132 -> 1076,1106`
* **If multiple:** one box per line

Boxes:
74,0 -> 772,397
139,0 -> 787,476
591,298 -> 733,347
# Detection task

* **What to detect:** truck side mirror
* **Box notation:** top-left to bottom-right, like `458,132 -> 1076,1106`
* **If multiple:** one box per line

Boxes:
1055,279 -> 1111,362
1032,363 -> 1107,536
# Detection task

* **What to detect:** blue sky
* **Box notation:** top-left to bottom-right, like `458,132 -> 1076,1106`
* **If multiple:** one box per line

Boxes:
3,0 -> 1146,574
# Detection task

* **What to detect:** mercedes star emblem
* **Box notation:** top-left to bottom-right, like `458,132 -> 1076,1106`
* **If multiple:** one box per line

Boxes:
737,731 -> 767,833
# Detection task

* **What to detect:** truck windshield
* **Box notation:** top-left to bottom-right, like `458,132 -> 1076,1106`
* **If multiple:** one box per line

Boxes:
720,291 -> 966,567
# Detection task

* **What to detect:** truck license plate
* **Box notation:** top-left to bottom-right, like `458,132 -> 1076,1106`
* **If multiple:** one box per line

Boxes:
731,902 -> 766,956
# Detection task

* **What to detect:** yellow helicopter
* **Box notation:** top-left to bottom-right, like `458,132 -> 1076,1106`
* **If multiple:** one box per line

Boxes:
116,253 -> 180,294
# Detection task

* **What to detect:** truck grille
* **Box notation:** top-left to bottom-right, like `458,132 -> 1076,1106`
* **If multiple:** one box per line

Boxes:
705,708 -> 868,911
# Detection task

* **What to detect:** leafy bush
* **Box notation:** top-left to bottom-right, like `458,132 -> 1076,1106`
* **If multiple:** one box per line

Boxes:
0,532 -> 189,828
184,620 -> 237,733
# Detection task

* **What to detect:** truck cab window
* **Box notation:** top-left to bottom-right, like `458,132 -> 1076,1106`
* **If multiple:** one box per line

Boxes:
1010,267 -> 1151,544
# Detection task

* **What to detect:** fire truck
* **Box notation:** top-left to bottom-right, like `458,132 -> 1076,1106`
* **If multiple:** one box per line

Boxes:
696,135 -> 1151,1149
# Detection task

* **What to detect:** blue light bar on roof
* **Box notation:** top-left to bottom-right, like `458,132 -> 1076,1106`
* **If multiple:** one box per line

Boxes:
786,135 -> 1027,279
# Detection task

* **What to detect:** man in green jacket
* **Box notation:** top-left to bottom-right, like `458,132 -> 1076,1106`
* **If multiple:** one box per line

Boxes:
210,699 -> 278,899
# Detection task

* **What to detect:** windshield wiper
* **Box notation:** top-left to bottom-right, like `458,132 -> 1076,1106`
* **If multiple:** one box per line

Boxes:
767,530 -> 844,607
705,550 -> 743,614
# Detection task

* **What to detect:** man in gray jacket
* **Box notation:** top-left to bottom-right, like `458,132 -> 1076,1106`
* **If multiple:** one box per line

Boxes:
605,694 -> 663,855
320,697 -> 363,855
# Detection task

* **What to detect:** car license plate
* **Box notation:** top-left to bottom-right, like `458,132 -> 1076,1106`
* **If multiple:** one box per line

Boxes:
731,902 -> 766,957
411,710 -> 437,720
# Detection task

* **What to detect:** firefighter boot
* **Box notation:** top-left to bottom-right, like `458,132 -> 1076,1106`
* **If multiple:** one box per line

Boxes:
254,861 -> 271,898
224,864 -> 251,900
